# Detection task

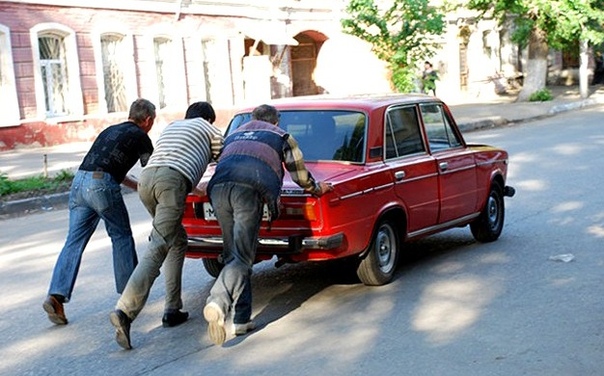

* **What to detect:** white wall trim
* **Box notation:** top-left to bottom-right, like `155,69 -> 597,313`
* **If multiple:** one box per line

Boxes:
29,22 -> 84,119
0,24 -> 21,127
91,25 -> 138,114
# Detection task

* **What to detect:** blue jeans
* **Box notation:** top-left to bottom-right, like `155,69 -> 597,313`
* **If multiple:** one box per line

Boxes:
117,166 -> 189,319
207,182 -> 262,324
48,170 -> 137,302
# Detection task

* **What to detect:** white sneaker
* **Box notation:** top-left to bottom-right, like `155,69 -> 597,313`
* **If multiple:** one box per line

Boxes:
203,302 -> 226,345
232,321 -> 256,336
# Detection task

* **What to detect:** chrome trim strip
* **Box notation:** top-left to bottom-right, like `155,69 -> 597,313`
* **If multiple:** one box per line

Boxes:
407,213 -> 480,238
188,232 -> 344,250
476,159 -> 508,167
439,164 -> 475,174
373,183 -> 392,191
340,191 -> 364,200
395,172 -> 438,183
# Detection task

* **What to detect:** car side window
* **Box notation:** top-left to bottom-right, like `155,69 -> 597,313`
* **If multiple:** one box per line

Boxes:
420,103 -> 461,151
385,106 -> 425,159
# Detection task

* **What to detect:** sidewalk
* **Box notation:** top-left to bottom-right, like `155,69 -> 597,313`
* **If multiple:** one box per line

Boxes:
448,84 -> 604,132
2,84 -> 604,217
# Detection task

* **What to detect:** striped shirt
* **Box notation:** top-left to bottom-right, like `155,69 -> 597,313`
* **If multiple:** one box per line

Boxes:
145,117 -> 223,187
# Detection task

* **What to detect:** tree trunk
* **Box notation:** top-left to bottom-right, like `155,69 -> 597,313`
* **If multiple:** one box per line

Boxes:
517,27 -> 549,102
580,39 -> 589,99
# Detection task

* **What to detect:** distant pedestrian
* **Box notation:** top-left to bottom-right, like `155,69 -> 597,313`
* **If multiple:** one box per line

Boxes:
110,101 -> 223,350
422,61 -> 439,96
202,104 -> 333,346
43,98 -> 156,326
592,52 -> 604,85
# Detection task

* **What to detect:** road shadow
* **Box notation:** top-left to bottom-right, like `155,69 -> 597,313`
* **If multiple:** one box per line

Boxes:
191,229 -> 481,347
207,257 -> 360,347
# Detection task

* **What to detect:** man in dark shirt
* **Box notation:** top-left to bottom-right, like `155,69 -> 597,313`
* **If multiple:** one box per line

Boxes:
43,98 -> 156,326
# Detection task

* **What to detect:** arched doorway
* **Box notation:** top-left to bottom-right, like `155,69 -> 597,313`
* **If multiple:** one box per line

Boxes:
291,31 -> 327,96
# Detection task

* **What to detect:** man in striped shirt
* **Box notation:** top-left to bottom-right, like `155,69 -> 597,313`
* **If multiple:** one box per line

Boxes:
110,101 -> 223,350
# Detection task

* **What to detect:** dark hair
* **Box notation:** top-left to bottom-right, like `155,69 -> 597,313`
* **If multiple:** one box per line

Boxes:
252,104 -> 280,124
185,101 -> 216,124
128,98 -> 156,124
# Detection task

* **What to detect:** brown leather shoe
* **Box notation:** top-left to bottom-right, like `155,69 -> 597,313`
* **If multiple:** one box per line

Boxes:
110,309 -> 132,350
43,295 -> 68,325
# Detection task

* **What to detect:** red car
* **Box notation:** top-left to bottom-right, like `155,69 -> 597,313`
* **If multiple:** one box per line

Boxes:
183,94 -> 515,286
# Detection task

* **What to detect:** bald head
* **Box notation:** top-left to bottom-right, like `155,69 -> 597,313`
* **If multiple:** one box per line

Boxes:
252,104 -> 279,125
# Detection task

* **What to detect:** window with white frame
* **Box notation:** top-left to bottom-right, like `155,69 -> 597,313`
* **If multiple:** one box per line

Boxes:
39,34 -> 68,116
30,24 -> 83,119
0,24 -> 20,127
93,29 -> 137,114
201,39 -> 214,103
101,34 -> 128,112
202,38 -> 236,107
154,37 -> 175,109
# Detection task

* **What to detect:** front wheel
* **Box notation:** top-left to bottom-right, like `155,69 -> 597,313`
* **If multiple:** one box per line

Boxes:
357,220 -> 400,286
470,182 -> 504,242
202,258 -> 223,278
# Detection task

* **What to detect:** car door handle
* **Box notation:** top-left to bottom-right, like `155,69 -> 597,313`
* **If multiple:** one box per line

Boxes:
439,162 -> 448,171
394,171 -> 406,180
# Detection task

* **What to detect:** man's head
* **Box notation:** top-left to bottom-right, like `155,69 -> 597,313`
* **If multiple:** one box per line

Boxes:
129,98 -> 156,133
252,104 -> 279,125
185,101 -> 216,124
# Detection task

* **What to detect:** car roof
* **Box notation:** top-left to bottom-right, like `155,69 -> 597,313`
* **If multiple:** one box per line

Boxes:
236,93 -> 440,113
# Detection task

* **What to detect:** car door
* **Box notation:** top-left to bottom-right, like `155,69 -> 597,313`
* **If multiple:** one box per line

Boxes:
419,103 -> 478,224
385,105 -> 439,233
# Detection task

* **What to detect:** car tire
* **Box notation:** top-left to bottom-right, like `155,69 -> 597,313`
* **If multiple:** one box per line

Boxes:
470,181 -> 504,242
202,258 -> 224,278
357,220 -> 399,286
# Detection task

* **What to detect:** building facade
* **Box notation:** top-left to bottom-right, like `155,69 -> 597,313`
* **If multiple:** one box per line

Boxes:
1,0 -> 386,150
0,0 -> 591,151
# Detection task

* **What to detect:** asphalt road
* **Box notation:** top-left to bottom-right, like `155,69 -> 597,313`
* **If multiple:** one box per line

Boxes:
1,105 -> 604,375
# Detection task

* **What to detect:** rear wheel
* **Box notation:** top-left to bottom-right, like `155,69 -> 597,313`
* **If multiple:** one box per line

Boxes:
202,258 -> 224,278
470,182 -> 504,242
357,220 -> 399,286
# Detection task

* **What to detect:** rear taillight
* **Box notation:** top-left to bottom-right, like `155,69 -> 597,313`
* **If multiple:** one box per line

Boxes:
183,200 -> 196,218
281,202 -> 318,221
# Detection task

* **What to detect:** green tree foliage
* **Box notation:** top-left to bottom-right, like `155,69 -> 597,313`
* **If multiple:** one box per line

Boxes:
341,0 -> 446,92
468,0 -> 604,52
468,0 -> 604,100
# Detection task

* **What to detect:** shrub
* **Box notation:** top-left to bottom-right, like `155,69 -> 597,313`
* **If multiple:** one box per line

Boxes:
0,173 -> 12,196
54,169 -> 75,182
528,88 -> 553,102
0,169 -> 74,197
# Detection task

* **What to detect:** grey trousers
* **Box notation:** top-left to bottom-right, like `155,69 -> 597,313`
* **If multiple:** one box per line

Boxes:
117,166 -> 189,320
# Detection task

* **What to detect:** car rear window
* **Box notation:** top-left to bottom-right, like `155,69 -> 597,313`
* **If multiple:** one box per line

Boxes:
228,110 -> 367,163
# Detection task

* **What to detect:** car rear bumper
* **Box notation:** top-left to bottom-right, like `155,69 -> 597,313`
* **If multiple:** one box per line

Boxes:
187,232 -> 344,254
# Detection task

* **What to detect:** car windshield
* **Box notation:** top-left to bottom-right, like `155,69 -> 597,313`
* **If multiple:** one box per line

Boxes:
227,110 -> 367,163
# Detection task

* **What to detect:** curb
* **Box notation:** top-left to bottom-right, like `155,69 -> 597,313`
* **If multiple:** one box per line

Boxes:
548,98 -> 602,114
0,192 -> 70,218
457,116 -> 507,132
0,187 -> 135,219
458,96 -> 604,132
